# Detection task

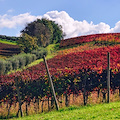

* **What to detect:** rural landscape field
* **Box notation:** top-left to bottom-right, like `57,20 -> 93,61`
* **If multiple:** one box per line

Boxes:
0,32 -> 120,119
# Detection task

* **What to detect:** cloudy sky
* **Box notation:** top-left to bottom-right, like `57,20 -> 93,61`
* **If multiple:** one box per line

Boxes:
0,0 -> 120,39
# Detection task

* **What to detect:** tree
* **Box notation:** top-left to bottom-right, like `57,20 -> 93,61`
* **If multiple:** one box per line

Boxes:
21,18 -> 64,47
17,33 -> 38,53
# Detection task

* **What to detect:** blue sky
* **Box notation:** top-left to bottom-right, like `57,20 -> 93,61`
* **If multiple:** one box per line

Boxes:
0,0 -> 120,38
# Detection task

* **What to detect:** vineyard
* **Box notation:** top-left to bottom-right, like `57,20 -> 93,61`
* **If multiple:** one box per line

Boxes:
60,33 -> 120,47
1,33 -> 120,118
0,43 -> 20,56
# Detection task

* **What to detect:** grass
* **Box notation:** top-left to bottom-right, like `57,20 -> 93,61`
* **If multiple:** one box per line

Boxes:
27,54 -> 55,68
10,101 -> 120,120
0,39 -> 17,45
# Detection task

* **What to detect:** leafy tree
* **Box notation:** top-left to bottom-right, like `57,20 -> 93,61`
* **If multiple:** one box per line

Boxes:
17,33 -> 38,53
21,18 -> 64,47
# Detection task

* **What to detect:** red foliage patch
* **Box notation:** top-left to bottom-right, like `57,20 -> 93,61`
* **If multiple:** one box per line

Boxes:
60,33 -> 120,47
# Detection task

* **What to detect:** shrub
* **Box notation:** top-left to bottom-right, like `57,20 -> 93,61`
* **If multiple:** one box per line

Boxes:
24,54 -> 33,66
0,47 -> 47,75
8,57 -> 19,70
0,59 -> 6,75
17,54 -> 27,68
31,47 -> 48,59
4,61 -> 12,74
0,60 -> 12,75
31,54 -> 37,62
17,33 -> 38,53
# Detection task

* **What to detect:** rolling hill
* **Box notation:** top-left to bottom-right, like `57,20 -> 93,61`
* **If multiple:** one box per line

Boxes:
60,33 -> 120,47
1,33 -> 120,118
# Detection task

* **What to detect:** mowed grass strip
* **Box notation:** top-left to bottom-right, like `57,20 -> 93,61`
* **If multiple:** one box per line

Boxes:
0,39 -> 17,45
11,101 -> 120,120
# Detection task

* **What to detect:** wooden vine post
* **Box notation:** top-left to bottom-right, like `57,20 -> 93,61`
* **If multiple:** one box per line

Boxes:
107,52 -> 110,103
43,55 -> 59,110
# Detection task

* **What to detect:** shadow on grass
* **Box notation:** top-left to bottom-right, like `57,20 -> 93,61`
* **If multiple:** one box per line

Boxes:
58,104 -> 94,113
0,105 -> 93,119
0,114 -> 17,119
58,106 -> 80,112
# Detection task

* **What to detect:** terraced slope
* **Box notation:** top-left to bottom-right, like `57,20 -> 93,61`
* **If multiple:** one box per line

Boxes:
0,43 -> 20,56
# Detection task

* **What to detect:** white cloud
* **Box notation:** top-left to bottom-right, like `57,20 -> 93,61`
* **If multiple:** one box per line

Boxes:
0,10 -> 120,38
43,11 -> 112,38
110,21 -> 120,33
7,9 -> 14,13
0,13 -> 41,29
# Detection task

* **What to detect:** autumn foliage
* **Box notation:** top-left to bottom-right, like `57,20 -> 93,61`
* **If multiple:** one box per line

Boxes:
60,33 -> 120,47
1,33 -> 120,117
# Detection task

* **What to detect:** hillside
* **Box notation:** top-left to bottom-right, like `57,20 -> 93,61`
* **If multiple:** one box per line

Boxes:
1,33 -> 120,118
0,43 -> 20,56
60,33 -> 120,47
0,36 -> 20,57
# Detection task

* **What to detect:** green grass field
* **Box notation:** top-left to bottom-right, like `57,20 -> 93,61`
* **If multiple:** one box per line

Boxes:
10,101 -> 120,120
0,39 -> 17,45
